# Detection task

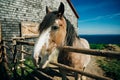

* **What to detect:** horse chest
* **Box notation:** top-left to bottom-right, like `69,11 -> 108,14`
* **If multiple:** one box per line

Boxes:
58,50 -> 82,67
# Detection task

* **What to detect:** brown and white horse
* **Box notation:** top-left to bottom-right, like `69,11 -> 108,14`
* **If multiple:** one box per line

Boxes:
32,2 -> 91,80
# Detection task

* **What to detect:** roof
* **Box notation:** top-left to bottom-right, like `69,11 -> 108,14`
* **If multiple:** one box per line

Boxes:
66,0 -> 79,18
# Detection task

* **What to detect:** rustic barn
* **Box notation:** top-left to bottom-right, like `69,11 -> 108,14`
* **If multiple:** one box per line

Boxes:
0,0 -> 79,39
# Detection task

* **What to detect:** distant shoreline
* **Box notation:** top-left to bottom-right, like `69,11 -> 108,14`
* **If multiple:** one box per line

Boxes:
79,34 -> 120,44
80,34 -> 120,36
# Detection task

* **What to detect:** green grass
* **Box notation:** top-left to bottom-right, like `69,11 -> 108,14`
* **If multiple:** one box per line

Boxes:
17,57 -> 35,76
90,44 -> 120,80
90,44 -> 106,49
97,58 -> 120,80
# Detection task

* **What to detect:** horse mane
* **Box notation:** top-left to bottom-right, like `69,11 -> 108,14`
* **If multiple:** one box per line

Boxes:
65,17 -> 79,46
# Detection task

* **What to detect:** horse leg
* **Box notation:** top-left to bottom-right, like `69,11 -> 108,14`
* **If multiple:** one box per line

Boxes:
62,73 -> 67,80
81,67 -> 86,80
74,72 -> 83,80
74,67 -> 86,80
59,68 -> 67,80
74,72 -> 79,80
75,72 -> 86,80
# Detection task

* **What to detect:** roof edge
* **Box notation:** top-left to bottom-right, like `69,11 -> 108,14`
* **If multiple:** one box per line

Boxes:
66,0 -> 79,18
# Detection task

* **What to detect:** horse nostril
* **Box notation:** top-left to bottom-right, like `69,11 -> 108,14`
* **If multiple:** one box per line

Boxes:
38,57 -> 41,64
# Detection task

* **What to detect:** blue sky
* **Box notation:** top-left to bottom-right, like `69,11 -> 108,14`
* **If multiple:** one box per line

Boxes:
71,0 -> 120,34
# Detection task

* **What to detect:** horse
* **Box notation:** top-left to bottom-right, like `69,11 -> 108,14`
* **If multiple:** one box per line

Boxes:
32,2 -> 91,80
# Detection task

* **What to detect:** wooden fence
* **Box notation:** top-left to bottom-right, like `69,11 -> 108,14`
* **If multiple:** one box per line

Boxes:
1,37 -> 120,80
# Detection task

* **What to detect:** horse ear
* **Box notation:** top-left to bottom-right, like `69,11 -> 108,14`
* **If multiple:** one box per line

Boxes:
46,6 -> 51,14
58,2 -> 64,17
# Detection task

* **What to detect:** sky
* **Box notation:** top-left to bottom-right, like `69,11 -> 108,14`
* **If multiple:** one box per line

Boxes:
71,0 -> 120,34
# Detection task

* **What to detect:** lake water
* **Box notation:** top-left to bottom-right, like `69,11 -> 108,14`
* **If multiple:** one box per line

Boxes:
80,34 -> 120,44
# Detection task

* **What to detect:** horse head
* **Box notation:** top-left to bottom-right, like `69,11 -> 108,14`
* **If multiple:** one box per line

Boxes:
32,2 -> 67,68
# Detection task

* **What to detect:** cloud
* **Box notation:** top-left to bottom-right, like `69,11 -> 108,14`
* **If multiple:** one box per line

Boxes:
109,13 -> 120,18
79,12 -> 120,23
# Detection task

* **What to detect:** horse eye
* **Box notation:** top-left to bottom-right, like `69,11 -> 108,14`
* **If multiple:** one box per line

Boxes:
52,26 -> 59,30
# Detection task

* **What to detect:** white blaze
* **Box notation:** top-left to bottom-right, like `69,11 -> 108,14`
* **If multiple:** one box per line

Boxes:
33,28 -> 51,67
55,20 -> 59,24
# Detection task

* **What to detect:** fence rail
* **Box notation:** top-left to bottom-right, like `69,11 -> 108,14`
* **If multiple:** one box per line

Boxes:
50,62 -> 112,80
2,38 -> 120,80
13,40 -> 120,59
63,46 -> 120,59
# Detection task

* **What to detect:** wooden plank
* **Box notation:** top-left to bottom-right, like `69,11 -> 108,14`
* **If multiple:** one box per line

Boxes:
50,62 -> 112,80
21,21 -> 39,37
16,40 -> 34,46
17,48 -> 31,55
15,41 -> 120,59
4,39 -> 120,59
63,46 -> 120,59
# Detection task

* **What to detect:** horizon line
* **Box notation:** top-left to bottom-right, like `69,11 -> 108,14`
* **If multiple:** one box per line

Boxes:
79,34 -> 120,35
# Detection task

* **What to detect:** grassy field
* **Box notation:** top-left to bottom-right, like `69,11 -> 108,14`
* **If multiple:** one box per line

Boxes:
90,44 -> 120,80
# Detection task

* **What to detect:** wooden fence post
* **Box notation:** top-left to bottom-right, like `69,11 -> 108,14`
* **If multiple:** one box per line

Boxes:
19,39 -> 25,78
0,22 -> 2,63
0,41 -> 10,80
0,23 -> 10,80
0,23 -> 2,64
12,39 -> 18,79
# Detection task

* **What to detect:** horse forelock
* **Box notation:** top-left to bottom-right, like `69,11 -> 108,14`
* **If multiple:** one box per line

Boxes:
39,11 -> 58,33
